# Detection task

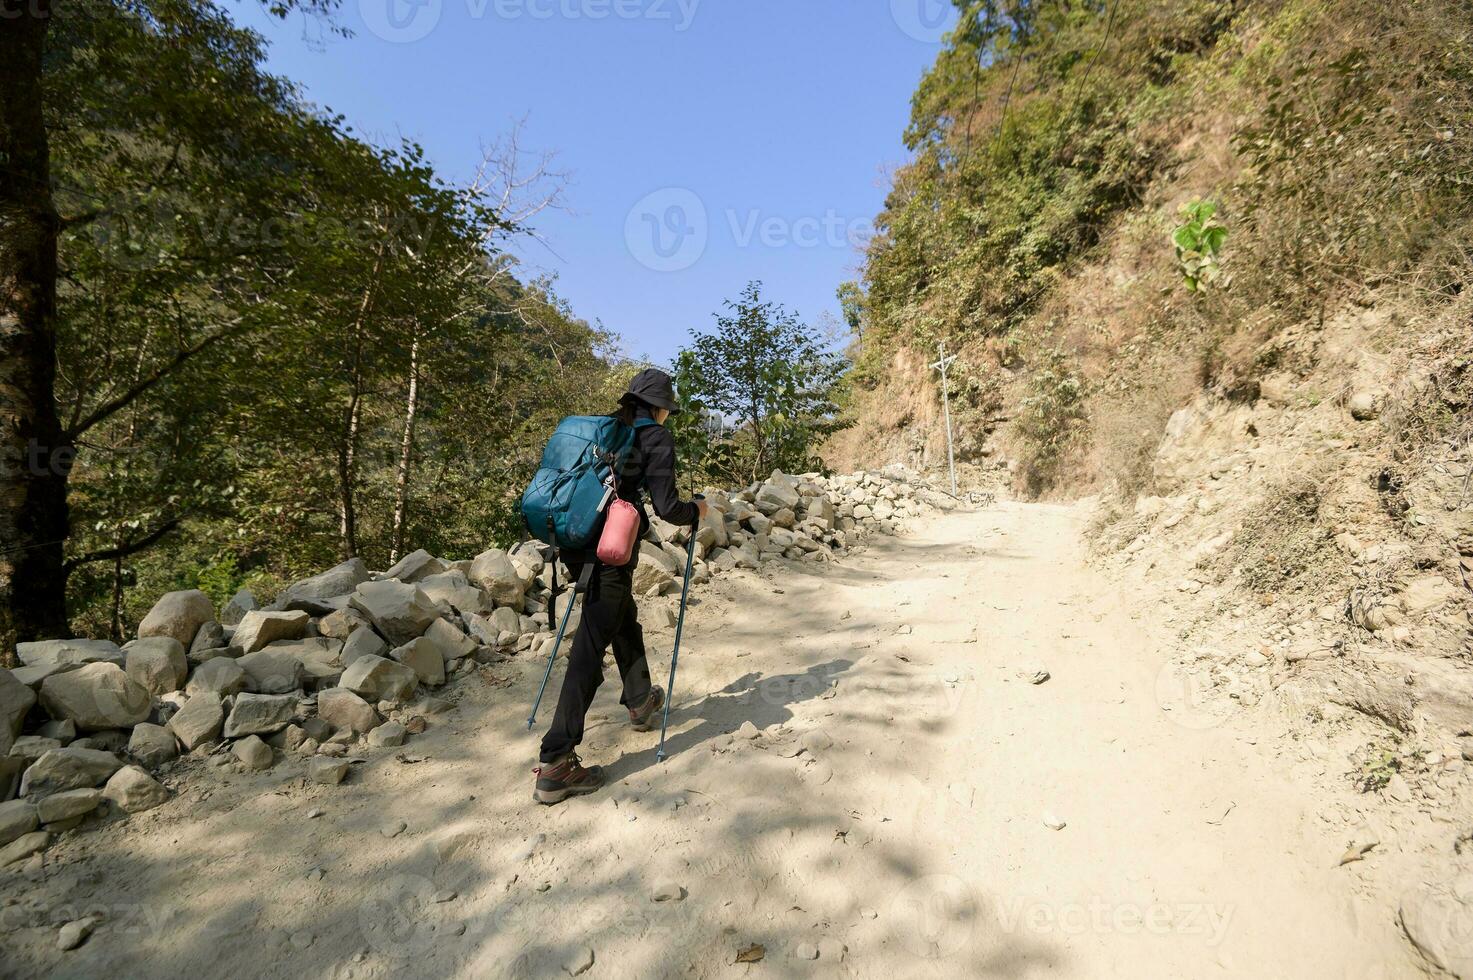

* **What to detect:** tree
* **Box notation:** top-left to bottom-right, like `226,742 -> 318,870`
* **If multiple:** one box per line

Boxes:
0,0 -> 341,648
677,282 -> 847,482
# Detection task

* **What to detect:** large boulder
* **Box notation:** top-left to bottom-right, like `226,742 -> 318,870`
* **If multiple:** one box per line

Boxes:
16,639 -> 123,671
318,606 -> 371,640
0,799 -> 38,847
1,670 -> 37,757
230,610 -> 309,656
138,590 -> 214,649
469,549 -> 531,607
264,638 -> 344,688
417,572 -> 492,617
487,606 -> 521,639
188,622 -> 227,660
236,649 -> 306,694
103,765 -> 168,813
425,618 -> 477,661
389,637 -> 445,687
37,788 -> 103,825
127,723 -> 179,768
220,589 -> 257,627
39,663 -> 150,731
632,548 -> 677,595
316,688 -> 380,734
19,747 -> 123,799
349,581 -> 438,646
186,658 -> 249,698
509,541 -> 547,576
755,473 -> 801,514
341,626 -> 388,667
167,694 -> 223,750
382,549 -> 447,584
124,637 -> 188,696
222,693 -> 297,738
273,558 -> 371,614
339,655 -> 418,702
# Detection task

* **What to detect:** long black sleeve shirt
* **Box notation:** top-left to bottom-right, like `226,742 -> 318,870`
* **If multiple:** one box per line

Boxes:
617,406 -> 700,535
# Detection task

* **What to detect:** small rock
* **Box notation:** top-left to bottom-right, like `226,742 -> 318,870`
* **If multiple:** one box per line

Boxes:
308,757 -> 349,785
0,800 -> 40,847
232,735 -> 274,771
367,722 -> 407,748
736,721 -> 761,740
103,765 -> 169,813
800,730 -> 833,754
36,788 -> 102,824
58,916 -> 97,951
817,937 -> 847,962
128,723 -> 180,768
289,930 -> 315,950
0,831 -> 50,867
1042,811 -> 1067,831
382,819 -> 407,838
793,942 -> 819,960
650,880 -> 685,902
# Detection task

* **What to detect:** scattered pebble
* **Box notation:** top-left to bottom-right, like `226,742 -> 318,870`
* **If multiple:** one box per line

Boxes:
58,917 -> 96,951
1042,811 -> 1067,831
793,942 -> 820,961
651,880 -> 685,902
382,820 -> 407,839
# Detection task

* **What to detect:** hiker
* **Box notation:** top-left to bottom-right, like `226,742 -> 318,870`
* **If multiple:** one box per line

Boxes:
534,368 -> 708,804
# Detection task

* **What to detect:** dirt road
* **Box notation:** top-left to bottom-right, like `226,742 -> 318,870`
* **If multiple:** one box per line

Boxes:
5,501 -> 1422,978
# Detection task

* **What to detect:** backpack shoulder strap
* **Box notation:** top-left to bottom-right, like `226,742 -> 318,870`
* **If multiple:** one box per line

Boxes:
631,418 -> 657,429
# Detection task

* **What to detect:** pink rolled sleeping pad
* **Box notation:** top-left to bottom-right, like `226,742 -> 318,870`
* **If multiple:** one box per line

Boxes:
596,498 -> 641,566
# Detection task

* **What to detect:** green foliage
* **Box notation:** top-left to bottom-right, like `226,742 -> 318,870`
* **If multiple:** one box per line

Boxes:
676,283 -> 848,484
48,0 -> 616,638
1172,199 -> 1227,291
1013,350 -> 1089,495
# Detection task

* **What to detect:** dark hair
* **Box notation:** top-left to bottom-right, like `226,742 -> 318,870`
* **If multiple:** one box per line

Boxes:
615,393 -> 643,426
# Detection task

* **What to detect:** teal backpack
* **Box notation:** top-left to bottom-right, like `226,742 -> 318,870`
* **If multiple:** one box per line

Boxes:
521,415 -> 654,551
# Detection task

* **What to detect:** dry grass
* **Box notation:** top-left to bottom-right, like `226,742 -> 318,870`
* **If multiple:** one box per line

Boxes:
1216,469 -> 1346,598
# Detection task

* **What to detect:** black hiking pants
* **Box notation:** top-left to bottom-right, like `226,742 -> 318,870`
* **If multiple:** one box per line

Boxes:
539,557 -> 653,763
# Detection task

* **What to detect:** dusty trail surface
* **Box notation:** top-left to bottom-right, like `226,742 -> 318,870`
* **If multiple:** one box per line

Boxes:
6,502 -> 1418,978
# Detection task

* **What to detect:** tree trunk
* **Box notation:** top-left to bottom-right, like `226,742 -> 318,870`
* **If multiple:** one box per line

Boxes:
0,1 -> 71,654
388,331 -> 420,564
336,248 -> 385,560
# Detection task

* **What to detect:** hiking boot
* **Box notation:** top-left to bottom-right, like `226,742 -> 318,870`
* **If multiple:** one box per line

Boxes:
628,685 -> 664,732
533,752 -> 605,805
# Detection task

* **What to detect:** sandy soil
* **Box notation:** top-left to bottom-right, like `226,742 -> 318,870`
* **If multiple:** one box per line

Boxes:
1,501 -> 1426,978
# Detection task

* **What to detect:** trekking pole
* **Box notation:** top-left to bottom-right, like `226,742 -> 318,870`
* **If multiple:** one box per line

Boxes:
527,562 -> 592,730
526,592 -> 578,730
656,495 -> 702,762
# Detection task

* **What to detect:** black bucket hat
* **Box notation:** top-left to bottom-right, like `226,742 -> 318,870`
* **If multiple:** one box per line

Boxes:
624,368 -> 682,416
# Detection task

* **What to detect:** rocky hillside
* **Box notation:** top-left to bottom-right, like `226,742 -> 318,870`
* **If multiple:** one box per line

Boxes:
0,469 -> 947,874
830,3 -> 1471,775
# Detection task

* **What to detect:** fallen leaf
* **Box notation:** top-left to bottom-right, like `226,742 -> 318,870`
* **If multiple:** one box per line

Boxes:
735,944 -> 765,964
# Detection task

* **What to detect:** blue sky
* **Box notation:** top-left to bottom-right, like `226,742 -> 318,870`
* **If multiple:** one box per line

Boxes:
234,0 -> 958,363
